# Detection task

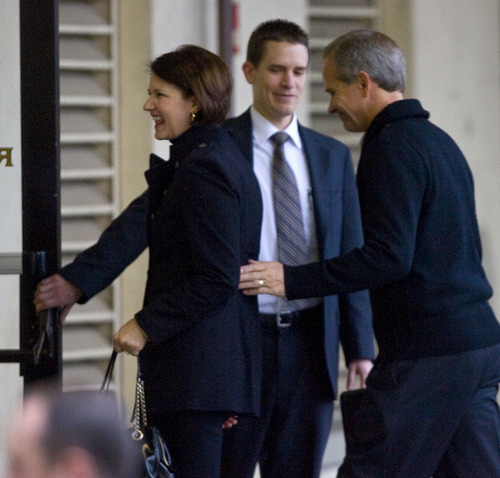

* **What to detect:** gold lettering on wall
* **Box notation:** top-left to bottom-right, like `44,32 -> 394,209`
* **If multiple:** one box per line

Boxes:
0,148 -> 14,167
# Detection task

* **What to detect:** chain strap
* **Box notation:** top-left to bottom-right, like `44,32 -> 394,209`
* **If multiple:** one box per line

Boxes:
132,372 -> 148,440
102,352 -> 149,443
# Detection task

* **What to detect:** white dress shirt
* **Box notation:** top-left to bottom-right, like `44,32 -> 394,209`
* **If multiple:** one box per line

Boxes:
250,107 -> 320,313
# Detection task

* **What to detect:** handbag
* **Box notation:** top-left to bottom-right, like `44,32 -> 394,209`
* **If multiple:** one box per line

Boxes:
101,350 -> 175,478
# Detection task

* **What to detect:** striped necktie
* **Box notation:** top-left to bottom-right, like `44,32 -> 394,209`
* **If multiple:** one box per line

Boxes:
271,132 -> 310,309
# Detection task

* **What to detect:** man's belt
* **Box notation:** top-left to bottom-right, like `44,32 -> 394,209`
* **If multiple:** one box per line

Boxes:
259,304 -> 322,328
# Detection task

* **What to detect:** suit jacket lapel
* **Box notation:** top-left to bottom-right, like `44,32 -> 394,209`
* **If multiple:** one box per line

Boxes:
299,124 -> 331,257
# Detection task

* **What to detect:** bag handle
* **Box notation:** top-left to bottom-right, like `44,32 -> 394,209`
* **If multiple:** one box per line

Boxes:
101,350 -> 147,442
101,350 -> 117,392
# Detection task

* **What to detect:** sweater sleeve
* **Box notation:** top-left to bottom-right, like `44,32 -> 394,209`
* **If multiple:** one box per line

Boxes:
286,135 -> 428,300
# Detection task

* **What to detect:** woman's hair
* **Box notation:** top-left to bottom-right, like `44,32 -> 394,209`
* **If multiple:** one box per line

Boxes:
323,29 -> 406,93
150,45 -> 233,125
246,19 -> 310,67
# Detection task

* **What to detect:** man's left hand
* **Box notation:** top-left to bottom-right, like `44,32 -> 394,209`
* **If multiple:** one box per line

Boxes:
346,359 -> 374,390
239,260 -> 286,297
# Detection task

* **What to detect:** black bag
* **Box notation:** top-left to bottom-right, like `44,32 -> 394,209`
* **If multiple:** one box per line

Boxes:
102,351 -> 175,478
337,388 -> 385,477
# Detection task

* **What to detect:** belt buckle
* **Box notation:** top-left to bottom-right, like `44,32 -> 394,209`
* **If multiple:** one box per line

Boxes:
276,311 -> 292,328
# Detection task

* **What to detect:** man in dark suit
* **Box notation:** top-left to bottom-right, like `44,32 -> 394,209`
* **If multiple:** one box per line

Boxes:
219,20 -> 374,478
34,19 -> 374,478
239,29 -> 500,478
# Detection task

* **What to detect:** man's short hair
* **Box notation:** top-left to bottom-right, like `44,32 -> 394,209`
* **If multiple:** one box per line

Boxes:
246,19 -> 310,66
323,29 -> 406,93
30,387 -> 137,478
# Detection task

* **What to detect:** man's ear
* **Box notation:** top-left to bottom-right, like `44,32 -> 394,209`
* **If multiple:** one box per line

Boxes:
242,61 -> 255,85
357,71 -> 371,96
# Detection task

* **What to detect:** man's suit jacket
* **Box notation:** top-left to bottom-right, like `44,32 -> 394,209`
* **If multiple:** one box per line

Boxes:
224,109 -> 374,398
61,109 -> 374,398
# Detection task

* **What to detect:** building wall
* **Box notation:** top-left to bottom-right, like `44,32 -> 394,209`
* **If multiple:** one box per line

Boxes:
418,0 -> 500,313
403,0 -> 500,313
117,0 -> 153,416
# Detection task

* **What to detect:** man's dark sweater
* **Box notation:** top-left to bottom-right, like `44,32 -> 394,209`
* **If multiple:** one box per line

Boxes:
286,99 -> 500,361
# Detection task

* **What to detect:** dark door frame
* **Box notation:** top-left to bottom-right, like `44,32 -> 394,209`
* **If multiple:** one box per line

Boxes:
0,0 -> 62,389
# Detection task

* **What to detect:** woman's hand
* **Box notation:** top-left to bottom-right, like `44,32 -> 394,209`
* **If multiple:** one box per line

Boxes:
113,318 -> 148,356
33,273 -> 83,324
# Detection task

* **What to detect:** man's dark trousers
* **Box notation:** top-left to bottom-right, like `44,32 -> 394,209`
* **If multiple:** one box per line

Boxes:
221,305 -> 333,478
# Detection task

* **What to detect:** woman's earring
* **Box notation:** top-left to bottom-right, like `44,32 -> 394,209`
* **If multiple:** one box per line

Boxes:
190,111 -> 196,124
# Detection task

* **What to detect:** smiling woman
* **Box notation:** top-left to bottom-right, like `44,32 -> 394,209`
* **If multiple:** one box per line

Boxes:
143,46 -> 232,142
144,76 -> 197,141
112,44 -> 263,478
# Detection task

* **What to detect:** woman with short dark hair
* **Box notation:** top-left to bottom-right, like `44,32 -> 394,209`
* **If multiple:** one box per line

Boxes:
113,44 -> 263,478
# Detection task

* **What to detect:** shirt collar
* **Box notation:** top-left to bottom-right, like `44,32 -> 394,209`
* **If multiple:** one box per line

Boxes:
250,106 -> 302,150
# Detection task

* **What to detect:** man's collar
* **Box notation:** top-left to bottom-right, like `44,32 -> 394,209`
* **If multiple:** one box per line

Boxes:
250,106 -> 302,149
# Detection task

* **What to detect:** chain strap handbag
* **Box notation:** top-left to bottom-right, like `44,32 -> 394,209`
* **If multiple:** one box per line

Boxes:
102,350 -> 175,477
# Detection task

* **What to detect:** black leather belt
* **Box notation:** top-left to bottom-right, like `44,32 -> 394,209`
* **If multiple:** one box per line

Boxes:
259,304 -> 322,328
